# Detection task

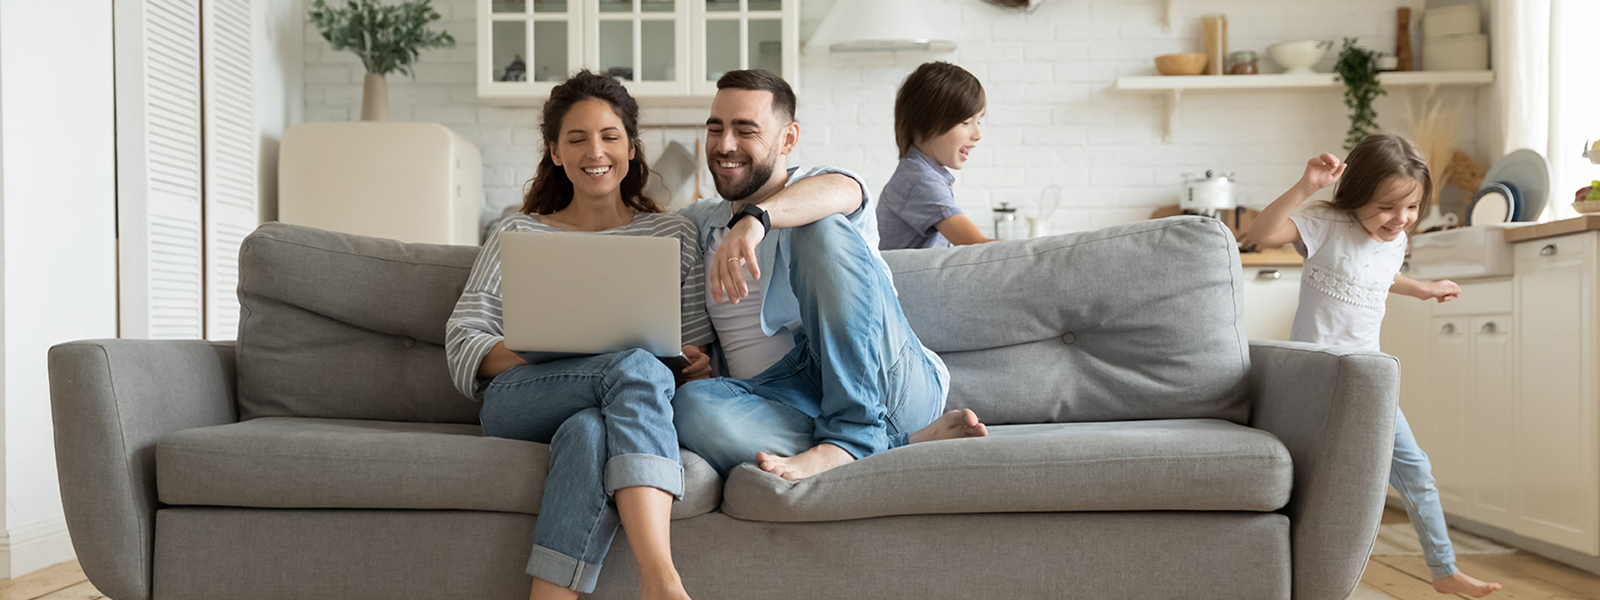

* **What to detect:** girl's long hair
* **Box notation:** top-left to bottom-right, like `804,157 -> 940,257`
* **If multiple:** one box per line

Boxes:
1327,134 -> 1434,230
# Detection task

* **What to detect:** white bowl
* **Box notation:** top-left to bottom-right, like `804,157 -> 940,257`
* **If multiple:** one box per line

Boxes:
1268,39 -> 1333,75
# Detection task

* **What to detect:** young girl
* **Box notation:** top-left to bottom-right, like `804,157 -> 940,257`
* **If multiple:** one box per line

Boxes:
877,61 -> 993,250
1247,134 -> 1500,598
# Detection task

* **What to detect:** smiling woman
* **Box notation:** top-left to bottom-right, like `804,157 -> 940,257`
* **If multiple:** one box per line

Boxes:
444,70 -> 714,600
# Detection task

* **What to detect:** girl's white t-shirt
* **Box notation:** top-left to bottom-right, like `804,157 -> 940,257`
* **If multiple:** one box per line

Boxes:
1288,205 -> 1407,351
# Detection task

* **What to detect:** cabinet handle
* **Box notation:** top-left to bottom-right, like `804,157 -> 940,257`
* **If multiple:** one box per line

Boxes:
1541,244 -> 1558,257
1441,323 -> 1456,335
1256,269 -> 1281,280
1481,322 -> 1497,334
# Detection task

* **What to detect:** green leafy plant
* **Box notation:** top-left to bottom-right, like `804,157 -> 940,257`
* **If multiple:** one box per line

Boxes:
1333,37 -> 1386,151
308,0 -> 456,78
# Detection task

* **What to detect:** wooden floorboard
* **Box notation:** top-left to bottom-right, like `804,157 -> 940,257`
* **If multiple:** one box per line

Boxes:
33,582 -> 104,600
0,561 -> 90,600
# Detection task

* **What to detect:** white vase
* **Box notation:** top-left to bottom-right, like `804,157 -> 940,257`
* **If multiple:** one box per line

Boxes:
361,73 -> 389,122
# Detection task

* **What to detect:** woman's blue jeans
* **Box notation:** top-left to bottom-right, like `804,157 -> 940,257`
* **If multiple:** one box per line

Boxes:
480,348 -> 682,593
1392,407 -> 1459,579
673,214 -> 945,475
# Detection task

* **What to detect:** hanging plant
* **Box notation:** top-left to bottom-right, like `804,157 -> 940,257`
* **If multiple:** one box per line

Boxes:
1333,37 -> 1385,151
308,0 -> 456,78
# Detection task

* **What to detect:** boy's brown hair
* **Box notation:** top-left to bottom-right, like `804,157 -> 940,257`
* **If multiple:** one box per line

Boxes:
893,62 -> 986,158
1328,134 -> 1434,230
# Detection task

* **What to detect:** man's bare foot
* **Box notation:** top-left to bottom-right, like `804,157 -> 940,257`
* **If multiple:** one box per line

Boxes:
756,443 -> 855,481
1432,571 -> 1501,598
908,409 -> 989,444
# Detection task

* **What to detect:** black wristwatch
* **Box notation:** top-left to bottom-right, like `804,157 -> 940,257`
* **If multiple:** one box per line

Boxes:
728,202 -> 771,235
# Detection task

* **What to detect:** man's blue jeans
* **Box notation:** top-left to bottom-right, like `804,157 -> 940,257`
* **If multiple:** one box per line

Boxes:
479,349 -> 682,593
674,214 -> 946,475
1391,407 -> 1460,579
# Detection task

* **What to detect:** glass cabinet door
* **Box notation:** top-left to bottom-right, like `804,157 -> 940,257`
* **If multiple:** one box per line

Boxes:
479,0 -> 583,98
587,0 -> 691,96
692,0 -> 796,96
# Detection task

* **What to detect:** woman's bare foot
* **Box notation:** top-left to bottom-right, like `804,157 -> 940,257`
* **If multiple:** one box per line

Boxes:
1432,571 -> 1501,597
756,443 -> 854,481
908,409 -> 989,444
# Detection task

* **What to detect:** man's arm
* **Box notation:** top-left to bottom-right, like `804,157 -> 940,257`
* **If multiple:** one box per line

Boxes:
756,173 -> 863,229
710,173 -> 865,304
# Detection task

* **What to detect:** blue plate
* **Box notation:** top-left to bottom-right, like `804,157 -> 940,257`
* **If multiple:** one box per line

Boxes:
1467,183 -> 1518,225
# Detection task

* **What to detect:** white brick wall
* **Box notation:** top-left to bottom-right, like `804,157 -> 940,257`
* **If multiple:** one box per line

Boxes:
303,0 -> 1486,233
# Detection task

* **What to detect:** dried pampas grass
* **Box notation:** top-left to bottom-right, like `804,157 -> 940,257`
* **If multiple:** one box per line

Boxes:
1408,97 -> 1464,207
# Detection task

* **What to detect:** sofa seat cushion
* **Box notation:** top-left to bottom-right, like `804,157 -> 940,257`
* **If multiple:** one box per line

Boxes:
156,417 -> 722,520
720,419 -> 1292,523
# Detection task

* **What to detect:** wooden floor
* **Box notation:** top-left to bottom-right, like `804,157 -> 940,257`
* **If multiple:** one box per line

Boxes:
3,508 -> 1598,600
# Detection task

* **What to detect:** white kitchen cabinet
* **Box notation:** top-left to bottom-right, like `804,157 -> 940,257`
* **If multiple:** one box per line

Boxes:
1382,231 -> 1600,559
478,0 -> 798,102
1383,279 -> 1520,531
1512,232 -> 1599,555
1239,266 -> 1300,341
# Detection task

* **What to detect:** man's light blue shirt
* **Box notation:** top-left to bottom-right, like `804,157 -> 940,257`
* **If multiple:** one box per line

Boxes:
678,165 -> 949,395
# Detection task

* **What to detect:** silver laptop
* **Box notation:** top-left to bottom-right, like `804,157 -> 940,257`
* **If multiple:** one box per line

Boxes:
499,231 -> 688,369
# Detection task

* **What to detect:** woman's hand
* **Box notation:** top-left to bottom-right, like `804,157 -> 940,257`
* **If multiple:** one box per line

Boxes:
679,344 -> 712,383
1298,153 -> 1347,193
710,215 -> 765,304
1428,280 -> 1462,303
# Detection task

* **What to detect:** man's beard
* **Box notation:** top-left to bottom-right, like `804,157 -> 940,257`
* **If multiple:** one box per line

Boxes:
712,150 -> 777,202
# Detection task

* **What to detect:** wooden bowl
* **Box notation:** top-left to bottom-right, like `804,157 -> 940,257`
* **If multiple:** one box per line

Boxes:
1155,53 -> 1207,76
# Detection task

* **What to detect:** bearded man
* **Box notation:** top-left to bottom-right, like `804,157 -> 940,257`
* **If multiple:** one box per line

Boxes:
674,70 -> 987,482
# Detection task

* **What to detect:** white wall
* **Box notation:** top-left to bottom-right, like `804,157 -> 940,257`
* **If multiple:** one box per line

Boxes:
0,0 -> 118,578
302,0 -> 1486,232
256,0 -> 307,223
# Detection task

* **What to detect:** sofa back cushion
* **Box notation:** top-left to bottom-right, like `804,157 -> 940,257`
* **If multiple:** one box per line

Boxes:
882,216 -> 1251,425
236,222 -> 481,423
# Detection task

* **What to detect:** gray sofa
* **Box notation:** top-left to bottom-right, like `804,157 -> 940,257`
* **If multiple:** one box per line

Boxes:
50,217 -> 1398,600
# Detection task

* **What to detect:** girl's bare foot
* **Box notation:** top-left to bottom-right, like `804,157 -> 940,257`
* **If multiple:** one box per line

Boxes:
756,443 -> 854,481
1432,571 -> 1501,597
640,572 -> 691,600
908,409 -> 989,444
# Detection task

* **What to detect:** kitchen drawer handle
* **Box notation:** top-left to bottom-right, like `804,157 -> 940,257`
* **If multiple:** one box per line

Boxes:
1256,269 -> 1281,280
1541,244 -> 1558,257
1481,322 -> 1498,334
1441,323 -> 1456,335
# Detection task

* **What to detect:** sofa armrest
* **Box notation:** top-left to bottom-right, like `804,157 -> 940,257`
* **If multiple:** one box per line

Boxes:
1248,340 -> 1398,600
49,340 -> 238,600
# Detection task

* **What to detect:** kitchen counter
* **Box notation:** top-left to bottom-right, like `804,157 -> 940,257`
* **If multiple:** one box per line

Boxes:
1503,216 -> 1594,243
1240,247 -> 1303,266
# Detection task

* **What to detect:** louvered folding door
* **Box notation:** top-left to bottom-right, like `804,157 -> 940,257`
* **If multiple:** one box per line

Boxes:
116,0 -> 257,340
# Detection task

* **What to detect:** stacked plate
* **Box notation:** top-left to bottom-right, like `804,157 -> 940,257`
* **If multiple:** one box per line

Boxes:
1467,149 -> 1551,225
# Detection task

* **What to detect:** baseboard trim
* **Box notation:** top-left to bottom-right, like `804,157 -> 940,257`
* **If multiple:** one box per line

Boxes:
1383,496 -> 1600,577
0,516 -> 76,579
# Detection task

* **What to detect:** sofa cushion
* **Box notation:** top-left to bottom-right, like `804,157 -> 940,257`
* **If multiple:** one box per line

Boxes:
882,217 -> 1251,425
719,419 -> 1291,522
236,222 -> 481,423
156,417 -> 722,520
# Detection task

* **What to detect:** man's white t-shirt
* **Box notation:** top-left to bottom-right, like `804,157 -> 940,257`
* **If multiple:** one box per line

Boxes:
704,227 -> 798,379
1288,205 -> 1407,351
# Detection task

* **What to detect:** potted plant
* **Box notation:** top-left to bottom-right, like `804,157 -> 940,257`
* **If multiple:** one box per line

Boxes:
308,0 -> 456,121
1333,37 -> 1385,151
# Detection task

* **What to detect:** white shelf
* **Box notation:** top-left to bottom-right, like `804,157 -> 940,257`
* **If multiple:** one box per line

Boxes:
1114,70 -> 1496,143
1116,70 -> 1495,92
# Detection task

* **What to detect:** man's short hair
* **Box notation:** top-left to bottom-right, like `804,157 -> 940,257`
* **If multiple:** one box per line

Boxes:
716,69 -> 797,124
894,61 -> 986,158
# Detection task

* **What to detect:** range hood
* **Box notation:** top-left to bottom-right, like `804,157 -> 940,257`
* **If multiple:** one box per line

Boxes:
805,0 -> 956,53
